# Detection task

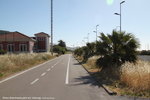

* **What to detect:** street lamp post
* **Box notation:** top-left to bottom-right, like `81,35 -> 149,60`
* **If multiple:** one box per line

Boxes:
82,40 -> 86,46
93,25 -> 99,42
87,33 -> 90,43
84,33 -> 90,43
114,1 -> 125,33
115,26 -> 120,31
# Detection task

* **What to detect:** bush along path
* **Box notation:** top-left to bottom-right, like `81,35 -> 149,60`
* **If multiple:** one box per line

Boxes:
74,30 -> 150,98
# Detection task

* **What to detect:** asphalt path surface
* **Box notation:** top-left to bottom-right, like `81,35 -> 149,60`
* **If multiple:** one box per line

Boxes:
0,54 -> 149,100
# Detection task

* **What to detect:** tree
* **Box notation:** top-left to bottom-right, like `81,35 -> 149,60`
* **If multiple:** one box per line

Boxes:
96,30 -> 139,68
82,42 -> 96,61
53,45 -> 66,54
53,40 -> 67,55
74,42 -> 96,62
86,42 -> 96,56
74,47 -> 83,56
140,50 -> 150,55
58,40 -> 66,48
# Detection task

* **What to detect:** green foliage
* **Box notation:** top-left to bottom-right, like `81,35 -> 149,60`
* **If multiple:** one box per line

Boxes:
53,40 -> 67,55
140,50 -> 150,55
74,42 -> 96,62
86,42 -> 96,56
0,73 -> 3,77
96,30 -> 139,68
53,45 -> 66,54
74,47 -> 83,56
0,49 -> 7,55
74,30 -> 139,68
58,40 -> 66,48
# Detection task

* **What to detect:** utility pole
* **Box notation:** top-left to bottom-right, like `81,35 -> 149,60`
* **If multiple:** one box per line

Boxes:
51,0 -> 53,55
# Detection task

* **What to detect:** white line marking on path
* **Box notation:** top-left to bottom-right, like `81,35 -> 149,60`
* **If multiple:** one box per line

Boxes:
51,66 -> 54,68
0,57 -> 59,84
47,68 -> 51,71
51,59 -> 62,69
30,78 -> 39,85
65,55 -> 71,84
41,72 -> 46,77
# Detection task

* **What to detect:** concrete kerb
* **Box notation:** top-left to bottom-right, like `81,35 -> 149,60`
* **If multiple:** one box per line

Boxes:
73,56 -> 117,95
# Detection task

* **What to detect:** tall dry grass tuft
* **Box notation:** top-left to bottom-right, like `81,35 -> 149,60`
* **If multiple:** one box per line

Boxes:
0,53 -> 54,79
120,60 -> 150,92
86,56 -> 99,68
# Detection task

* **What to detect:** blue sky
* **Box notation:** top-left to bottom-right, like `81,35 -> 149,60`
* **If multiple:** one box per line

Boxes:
0,0 -> 149,50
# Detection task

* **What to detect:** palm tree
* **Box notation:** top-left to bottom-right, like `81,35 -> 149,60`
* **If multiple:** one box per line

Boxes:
74,42 -> 96,62
86,42 -> 96,57
96,30 -> 139,68
74,47 -> 83,56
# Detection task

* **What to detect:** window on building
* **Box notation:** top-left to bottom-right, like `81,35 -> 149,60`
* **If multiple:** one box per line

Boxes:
7,44 -> 14,52
0,44 -> 3,50
19,44 -> 27,52
38,37 -> 45,41
38,37 -> 42,41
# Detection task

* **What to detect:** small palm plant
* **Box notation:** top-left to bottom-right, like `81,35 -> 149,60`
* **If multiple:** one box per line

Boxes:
96,30 -> 139,68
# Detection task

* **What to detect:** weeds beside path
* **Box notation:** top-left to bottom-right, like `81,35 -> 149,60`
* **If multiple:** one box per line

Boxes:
0,53 -> 56,80
74,56 -> 150,98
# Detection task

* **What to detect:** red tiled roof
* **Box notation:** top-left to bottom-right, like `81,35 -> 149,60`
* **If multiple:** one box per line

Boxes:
34,32 -> 50,37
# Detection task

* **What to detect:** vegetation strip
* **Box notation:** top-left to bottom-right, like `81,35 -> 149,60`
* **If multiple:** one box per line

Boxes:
74,30 -> 150,98
0,53 -> 56,81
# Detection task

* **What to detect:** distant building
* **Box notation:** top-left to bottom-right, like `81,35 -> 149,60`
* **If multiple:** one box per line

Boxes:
34,32 -> 50,52
0,30 -> 50,53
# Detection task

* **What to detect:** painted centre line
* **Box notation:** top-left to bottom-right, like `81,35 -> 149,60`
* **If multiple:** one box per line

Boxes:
51,59 -> 62,68
47,68 -> 51,71
51,66 -> 54,68
41,72 -> 46,77
65,55 -> 71,84
30,78 -> 39,85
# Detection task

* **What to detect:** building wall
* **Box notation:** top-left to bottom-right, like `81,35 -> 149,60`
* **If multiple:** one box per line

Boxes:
0,41 -> 30,53
34,33 -> 50,52
0,32 -> 35,53
0,32 -> 50,53
36,37 -> 46,52
29,41 -> 34,53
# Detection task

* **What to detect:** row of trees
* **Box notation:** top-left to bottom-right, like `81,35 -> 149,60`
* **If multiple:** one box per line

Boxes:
140,50 -> 150,55
74,30 -> 139,68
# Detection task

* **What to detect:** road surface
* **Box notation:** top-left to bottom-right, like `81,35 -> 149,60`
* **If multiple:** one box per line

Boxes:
0,54 -> 148,100
138,55 -> 150,61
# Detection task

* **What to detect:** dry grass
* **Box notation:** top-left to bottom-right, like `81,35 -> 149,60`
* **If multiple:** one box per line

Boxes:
76,55 -> 150,97
0,53 -> 55,79
120,60 -> 150,95
85,57 -> 99,69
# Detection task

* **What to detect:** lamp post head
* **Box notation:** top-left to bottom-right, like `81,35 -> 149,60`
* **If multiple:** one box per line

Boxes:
93,31 -> 96,33
114,13 -> 120,15
120,1 -> 125,4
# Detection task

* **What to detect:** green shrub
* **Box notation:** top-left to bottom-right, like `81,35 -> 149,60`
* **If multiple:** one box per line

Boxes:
140,50 -> 150,55
53,45 -> 66,54
0,49 -> 7,54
